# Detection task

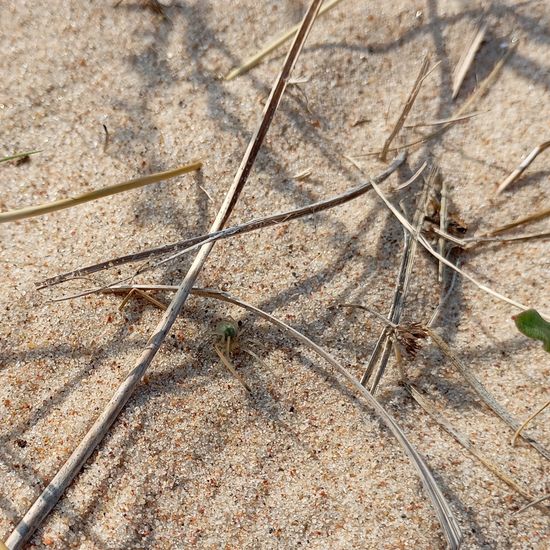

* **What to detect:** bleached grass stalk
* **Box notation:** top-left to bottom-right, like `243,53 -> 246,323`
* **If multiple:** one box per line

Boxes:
364,166 -> 435,392
379,55 -> 431,161
38,154 -> 407,290
6,3 -> 324,548
452,20 -> 487,99
404,111 -> 482,128
360,42 -> 517,157
427,328 -> 550,461
206,291 -> 462,548
396,160 -> 428,190
430,226 -> 550,248
183,288 -> 464,548
225,0 -> 345,80
368,177 -> 546,316
403,378 -> 536,504
438,171 -> 448,282
511,399 -> 550,447
0,161 -> 202,223
486,206 -> 550,236
496,140 -> 550,194
515,493 -> 550,515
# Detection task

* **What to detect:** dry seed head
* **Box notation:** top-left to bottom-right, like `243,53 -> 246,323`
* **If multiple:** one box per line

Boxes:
396,323 -> 428,358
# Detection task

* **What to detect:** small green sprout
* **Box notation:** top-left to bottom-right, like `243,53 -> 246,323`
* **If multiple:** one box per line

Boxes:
512,309 -> 550,352
214,319 -> 238,342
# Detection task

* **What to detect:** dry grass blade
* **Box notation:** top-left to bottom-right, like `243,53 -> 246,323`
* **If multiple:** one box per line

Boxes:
437,170 -> 447,283
496,140 -> 550,194
361,41 -> 517,157
225,0 -> 345,80
452,20 -> 487,99
365,165 -> 436,392
486,206 -> 550,236
394,316 -> 545,507
512,398 -> 550,447
428,257 -> 461,328
394,308 -> 548,506
213,343 -> 253,394
515,494 -> 550,515
427,328 -> 550,461
37,154 -> 406,290
396,161 -> 428,190
118,287 -> 168,311
190,289 -> 462,549
404,383 -> 536,503
380,55 -> 431,161
6,3 -> 324,548
0,150 -> 41,164
368,177 -> 544,315
453,40 -> 517,119
431,226 -> 550,248
0,161 -> 202,223
341,302 -> 398,328
404,112 -> 483,128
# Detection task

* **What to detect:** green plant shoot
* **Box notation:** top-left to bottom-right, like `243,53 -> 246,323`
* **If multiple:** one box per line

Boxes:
513,309 -> 550,352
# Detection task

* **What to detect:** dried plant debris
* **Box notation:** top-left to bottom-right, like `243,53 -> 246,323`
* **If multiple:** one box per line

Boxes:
404,111 -> 483,128
106,286 -> 465,549
0,150 -> 40,164
452,19 -> 488,99
365,166 -> 435,392
368,177 -> 542,315
512,399 -> 550,447
225,0 -> 346,80
427,328 -> 550,461
496,140 -> 550,194
395,323 -> 429,358
6,3 -> 326,547
404,383 -> 542,508
0,161 -> 202,223
38,154 -> 406,291
4,2 -> 549,549
486,205 -> 550,236
379,55 -> 431,161
360,40 -> 518,157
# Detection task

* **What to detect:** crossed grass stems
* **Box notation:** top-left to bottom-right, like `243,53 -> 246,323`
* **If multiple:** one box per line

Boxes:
4,1 -> 550,548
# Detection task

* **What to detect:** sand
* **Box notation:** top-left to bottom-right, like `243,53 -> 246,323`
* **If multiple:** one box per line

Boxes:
1,0 -> 549,548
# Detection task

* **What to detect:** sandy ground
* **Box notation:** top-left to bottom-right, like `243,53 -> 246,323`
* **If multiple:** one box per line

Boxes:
1,0 -> 549,548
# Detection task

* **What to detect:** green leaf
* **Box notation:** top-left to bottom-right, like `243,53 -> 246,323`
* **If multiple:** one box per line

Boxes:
513,309 -> 550,352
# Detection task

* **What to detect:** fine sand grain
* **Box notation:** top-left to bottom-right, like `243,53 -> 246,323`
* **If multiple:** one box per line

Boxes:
1,1 -> 549,548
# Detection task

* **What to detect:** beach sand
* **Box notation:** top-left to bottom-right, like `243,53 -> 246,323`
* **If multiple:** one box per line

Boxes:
1,1 -> 549,548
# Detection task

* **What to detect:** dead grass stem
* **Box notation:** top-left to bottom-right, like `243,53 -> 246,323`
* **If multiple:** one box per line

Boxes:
496,140 -> 550,194
0,161 -> 202,223
6,3 -> 324,547
225,0 -> 345,80
379,55 -> 431,161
